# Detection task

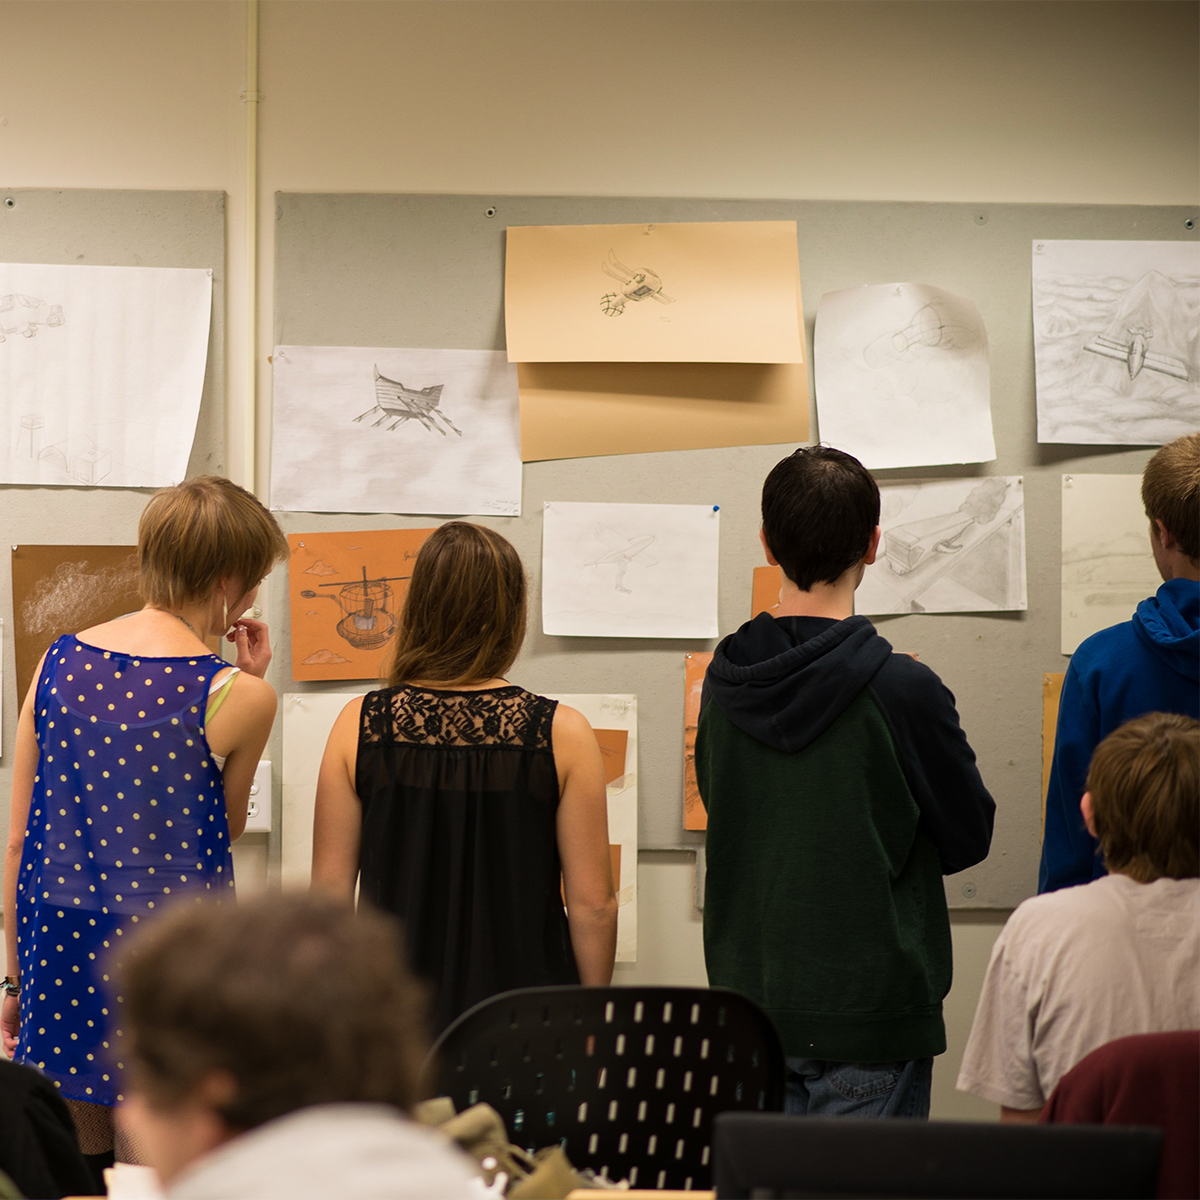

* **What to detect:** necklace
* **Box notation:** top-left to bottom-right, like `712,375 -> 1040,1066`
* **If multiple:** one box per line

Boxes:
152,608 -> 201,639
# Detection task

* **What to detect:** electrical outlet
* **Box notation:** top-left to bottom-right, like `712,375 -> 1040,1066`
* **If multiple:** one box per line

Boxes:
243,759 -> 272,833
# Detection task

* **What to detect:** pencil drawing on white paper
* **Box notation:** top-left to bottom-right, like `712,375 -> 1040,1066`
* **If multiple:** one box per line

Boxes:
814,283 -> 995,470
1061,474 -> 1162,654
1033,240 -> 1200,445
0,262 -> 211,488
857,477 -> 1026,616
600,249 -> 676,317
542,501 -> 719,639
271,345 -> 521,517
0,294 -> 64,341
353,368 -> 463,436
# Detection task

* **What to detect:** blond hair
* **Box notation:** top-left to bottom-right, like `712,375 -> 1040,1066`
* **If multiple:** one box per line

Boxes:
138,475 -> 288,609
1142,432 -> 1200,561
386,522 -> 526,687
1087,712 -> 1199,883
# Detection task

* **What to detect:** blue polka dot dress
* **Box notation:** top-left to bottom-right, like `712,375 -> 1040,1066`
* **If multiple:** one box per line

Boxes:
13,635 -> 236,1106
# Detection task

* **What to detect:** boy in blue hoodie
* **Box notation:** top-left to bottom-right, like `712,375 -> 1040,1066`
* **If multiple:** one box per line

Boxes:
1039,432 -> 1200,894
696,445 -> 995,1118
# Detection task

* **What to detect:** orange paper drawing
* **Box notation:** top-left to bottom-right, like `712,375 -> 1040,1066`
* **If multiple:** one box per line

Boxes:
505,221 -> 805,364
288,528 -> 435,682
683,650 -> 714,831
1042,672 -> 1066,829
752,565 -> 784,617
594,728 -> 629,787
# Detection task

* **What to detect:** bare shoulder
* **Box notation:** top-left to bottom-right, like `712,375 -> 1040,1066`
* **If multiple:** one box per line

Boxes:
230,669 -> 277,711
551,701 -> 594,740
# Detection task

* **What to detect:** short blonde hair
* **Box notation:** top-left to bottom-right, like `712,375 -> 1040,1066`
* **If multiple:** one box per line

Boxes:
1142,432 -> 1199,561
1087,712 -> 1199,883
138,475 -> 288,609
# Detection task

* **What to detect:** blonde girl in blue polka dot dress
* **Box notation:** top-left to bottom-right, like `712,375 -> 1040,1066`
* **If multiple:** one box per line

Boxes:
3,476 -> 288,1167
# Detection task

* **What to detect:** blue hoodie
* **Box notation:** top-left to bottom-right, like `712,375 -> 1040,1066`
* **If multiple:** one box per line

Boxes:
1039,578 -> 1200,893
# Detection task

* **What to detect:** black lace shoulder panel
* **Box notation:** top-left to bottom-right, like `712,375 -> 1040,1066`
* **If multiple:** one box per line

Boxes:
360,686 -> 557,751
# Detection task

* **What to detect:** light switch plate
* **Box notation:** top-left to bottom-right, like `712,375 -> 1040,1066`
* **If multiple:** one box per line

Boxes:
244,759 -> 272,832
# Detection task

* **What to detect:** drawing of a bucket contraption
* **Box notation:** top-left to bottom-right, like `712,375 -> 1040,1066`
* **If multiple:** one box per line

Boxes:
300,565 -> 410,651
600,249 -> 676,317
0,294 -> 64,342
884,478 -> 1010,576
353,367 -> 463,436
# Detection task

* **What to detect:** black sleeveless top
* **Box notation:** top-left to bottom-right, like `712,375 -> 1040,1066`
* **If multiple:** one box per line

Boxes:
356,685 -> 579,1033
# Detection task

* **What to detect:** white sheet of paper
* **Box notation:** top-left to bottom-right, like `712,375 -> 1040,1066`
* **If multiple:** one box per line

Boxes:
1061,474 -> 1161,655
857,476 -> 1027,616
542,501 -> 720,639
0,262 -> 211,486
271,346 -> 522,516
281,691 -> 367,887
813,283 -> 995,469
546,693 -> 638,962
1033,240 -> 1200,445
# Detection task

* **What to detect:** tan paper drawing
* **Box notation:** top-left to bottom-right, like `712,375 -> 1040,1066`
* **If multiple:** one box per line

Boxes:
11,544 -> 141,703
505,221 -> 805,364
287,528 -> 435,682
517,360 -> 809,461
683,651 -> 714,832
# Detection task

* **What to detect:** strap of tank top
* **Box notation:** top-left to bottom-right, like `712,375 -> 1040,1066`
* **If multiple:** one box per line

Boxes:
205,667 -> 241,723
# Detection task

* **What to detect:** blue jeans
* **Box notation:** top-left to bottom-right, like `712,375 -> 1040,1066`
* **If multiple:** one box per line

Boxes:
784,1056 -> 933,1118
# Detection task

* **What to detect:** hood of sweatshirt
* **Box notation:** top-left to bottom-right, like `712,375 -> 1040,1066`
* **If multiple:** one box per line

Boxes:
704,612 -> 893,754
1132,578 -> 1200,683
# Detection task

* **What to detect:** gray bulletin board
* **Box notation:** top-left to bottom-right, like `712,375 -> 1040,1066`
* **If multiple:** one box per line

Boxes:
274,194 -> 1197,909
0,188 -> 227,894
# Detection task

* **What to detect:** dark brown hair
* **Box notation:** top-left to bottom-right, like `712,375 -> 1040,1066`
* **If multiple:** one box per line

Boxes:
1142,432 -> 1199,561
761,445 -> 880,591
117,894 -> 428,1129
386,521 -> 526,686
1087,712 -> 1199,883
138,475 -> 289,608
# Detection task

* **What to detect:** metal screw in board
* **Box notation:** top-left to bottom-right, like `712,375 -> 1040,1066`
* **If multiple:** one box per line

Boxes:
485,207 -> 497,218
1186,218 -> 1196,230
961,882 -> 977,899
3,198 -> 14,209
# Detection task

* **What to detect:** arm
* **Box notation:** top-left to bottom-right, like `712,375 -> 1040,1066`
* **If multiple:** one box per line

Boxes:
869,657 -> 996,874
3,660 -> 45,1054
1038,659 -> 1101,893
553,704 -> 617,986
205,671 -> 277,841
311,696 -> 365,900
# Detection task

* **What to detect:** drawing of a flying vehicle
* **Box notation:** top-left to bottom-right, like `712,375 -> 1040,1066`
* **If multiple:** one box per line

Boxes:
588,525 -> 657,593
1083,327 -> 1189,382
0,294 -> 64,342
353,367 -> 463,435
600,249 -> 676,317
300,565 -> 411,651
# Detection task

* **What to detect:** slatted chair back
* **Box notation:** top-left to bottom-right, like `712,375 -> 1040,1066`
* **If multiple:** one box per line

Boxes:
425,985 -> 785,1191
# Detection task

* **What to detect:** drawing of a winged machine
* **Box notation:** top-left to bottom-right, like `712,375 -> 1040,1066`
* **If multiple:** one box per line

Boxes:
884,478 -> 1011,577
600,249 -> 676,317
0,294 -> 64,342
354,367 -> 463,435
588,525 -> 657,593
1083,327 -> 1189,382
300,565 -> 411,651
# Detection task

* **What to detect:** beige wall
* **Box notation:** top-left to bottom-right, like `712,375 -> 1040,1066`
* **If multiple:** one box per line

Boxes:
1,0 -> 1196,1117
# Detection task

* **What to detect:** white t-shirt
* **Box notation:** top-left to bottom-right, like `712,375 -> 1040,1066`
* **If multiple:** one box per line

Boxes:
957,873 -> 1200,1110
168,1104 -> 479,1200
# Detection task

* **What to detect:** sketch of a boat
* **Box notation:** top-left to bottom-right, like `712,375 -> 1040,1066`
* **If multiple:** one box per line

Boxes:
588,525 -> 657,593
353,367 -> 463,436
1083,327 -> 1189,382
300,565 -> 411,651
600,249 -> 676,317
0,294 -> 64,342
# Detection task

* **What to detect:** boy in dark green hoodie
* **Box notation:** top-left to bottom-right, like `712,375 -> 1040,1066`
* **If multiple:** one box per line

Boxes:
697,445 -> 995,1118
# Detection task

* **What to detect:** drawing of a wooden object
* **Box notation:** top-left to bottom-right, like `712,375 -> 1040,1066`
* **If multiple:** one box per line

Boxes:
300,565 -> 410,651
599,249 -> 676,317
353,367 -> 463,435
1084,327 -> 1189,382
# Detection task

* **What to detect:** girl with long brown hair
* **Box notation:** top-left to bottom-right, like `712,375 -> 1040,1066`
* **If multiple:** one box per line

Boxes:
312,522 -> 617,1032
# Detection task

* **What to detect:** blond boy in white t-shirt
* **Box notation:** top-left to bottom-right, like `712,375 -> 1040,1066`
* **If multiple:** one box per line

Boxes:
958,711 -> 1200,1121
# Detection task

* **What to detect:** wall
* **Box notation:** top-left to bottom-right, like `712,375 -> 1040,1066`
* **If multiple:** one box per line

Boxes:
1,0 -> 1196,1121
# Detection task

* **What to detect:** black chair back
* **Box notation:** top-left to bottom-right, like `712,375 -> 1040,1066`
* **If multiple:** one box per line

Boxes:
713,1112 -> 1164,1199
426,985 -> 785,1190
